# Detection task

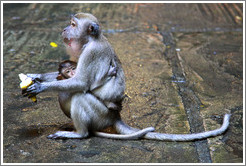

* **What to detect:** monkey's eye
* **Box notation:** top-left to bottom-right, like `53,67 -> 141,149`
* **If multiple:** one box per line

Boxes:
71,21 -> 76,27
66,70 -> 70,73
72,67 -> 76,70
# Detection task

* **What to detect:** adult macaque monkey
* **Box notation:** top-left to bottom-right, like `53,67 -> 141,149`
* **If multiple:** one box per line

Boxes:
24,13 -> 231,141
24,13 -> 154,140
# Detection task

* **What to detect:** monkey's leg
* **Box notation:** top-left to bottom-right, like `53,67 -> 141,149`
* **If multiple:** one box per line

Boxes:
47,131 -> 83,139
62,93 -> 156,140
115,120 -> 140,134
47,94 -> 91,139
58,92 -> 72,118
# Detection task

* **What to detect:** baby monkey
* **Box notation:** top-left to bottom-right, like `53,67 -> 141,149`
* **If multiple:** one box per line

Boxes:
56,60 -> 77,80
57,60 -> 119,118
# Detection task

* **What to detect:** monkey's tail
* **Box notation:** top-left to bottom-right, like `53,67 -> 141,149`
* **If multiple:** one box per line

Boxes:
93,127 -> 154,140
115,114 -> 231,141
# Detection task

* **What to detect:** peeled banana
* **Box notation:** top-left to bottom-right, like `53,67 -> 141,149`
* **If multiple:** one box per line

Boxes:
19,73 -> 37,102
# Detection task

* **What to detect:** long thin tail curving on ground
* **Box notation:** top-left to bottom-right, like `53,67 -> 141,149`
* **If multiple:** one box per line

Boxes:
115,114 -> 231,141
94,127 -> 155,140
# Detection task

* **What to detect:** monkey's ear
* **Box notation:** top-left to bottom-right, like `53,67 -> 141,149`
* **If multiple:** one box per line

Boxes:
88,22 -> 100,37
69,14 -> 75,19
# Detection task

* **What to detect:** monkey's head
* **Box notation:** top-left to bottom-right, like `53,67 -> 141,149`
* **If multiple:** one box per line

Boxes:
57,60 -> 77,80
62,13 -> 101,47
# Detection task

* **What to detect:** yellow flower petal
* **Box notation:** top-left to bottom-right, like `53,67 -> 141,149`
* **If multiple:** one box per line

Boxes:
50,42 -> 58,48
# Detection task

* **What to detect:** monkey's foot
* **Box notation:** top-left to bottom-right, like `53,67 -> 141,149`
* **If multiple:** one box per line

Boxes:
47,131 -> 84,139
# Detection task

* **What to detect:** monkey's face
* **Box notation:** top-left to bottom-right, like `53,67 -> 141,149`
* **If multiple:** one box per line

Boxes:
61,65 -> 76,79
62,17 -> 81,45
62,13 -> 101,47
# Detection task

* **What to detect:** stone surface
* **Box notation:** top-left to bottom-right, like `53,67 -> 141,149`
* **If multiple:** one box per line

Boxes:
2,3 -> 243,163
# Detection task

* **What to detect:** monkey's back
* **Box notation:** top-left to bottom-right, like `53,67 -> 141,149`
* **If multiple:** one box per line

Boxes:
91,35 -> 126,103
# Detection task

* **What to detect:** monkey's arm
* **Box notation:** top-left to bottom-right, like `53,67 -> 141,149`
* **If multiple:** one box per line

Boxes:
78,45 -> 114,91
24,77 -> 89,96
27,72 -> 59,82
24,63 -> 110,96
90,61 -> 114,91
25,56 -> 112,96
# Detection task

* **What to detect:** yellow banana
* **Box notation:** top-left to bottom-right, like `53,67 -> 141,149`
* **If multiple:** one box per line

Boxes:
19,73 -> 37,102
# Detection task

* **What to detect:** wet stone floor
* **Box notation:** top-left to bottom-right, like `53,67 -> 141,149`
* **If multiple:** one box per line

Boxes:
2,3 -> 244,163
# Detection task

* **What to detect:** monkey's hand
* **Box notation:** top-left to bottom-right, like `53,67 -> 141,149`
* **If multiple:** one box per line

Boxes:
23,81 -> 45,97
26,74 -> 42,82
